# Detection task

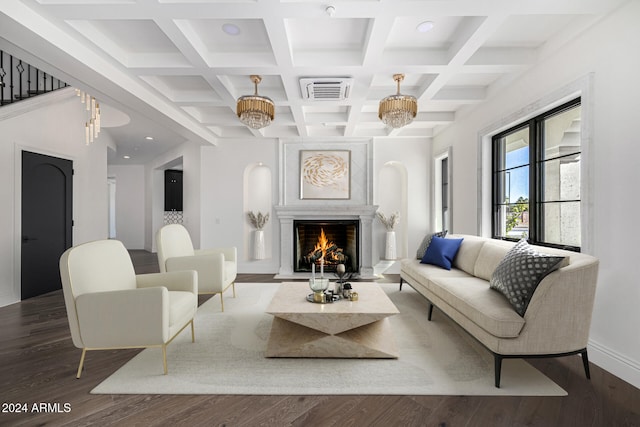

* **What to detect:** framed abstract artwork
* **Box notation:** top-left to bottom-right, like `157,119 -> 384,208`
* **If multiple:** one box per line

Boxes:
299,150 -> 351,199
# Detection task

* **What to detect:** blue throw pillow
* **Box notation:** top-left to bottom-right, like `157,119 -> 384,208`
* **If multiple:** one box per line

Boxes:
420,236 -> 464,270
415,230 -> 448,259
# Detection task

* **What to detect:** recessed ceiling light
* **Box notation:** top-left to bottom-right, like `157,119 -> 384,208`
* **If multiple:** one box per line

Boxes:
145,136 -> 154,140
416,21 -> 435,33
222,23 -> 240,36
123,155 -> 131,159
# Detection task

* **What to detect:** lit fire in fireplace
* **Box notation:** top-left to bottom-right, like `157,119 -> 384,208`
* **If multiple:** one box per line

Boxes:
305,228 -> 346,266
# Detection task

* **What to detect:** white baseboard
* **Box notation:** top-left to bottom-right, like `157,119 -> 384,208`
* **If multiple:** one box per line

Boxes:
237,261 -> 280,275
0,291 -> 19,308
589,339 -> 640,390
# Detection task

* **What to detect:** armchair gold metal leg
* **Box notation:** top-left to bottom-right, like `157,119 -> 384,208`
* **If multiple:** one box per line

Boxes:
232,282 -> 236,298
220,293 -> 225,312
162,345 -> 168,375
76,348 -> 87,379
190,320 -> 195,342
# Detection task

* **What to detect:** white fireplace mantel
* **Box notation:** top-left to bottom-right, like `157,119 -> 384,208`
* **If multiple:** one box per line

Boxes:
274,204 -> 378,279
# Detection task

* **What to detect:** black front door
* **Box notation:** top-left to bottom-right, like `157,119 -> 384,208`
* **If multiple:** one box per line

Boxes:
21,151 -> 73,299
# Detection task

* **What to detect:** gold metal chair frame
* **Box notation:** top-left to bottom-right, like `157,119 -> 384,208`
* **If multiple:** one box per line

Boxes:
76,319 -> 195,379
201,281 -> 236,312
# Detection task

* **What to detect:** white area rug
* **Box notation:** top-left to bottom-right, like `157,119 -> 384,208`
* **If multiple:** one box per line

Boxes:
92,282 -> 566,396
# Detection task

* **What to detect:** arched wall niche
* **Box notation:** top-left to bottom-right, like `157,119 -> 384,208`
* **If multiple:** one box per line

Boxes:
243,163 -> 272,260
377,161 -> 408,259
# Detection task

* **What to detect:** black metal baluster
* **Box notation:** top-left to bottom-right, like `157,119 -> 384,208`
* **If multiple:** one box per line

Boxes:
0,51 -> 69,107
0,50 -> 5,105
9,55 -> 14,104
18,60 -> 24,100
27,64 -> 32,98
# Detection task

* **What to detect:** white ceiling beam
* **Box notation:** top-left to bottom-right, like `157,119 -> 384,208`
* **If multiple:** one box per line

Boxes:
262,7 -> 306,138
433,87 -> 486,102
466,47 -> 537,66
418,15 -> 508,104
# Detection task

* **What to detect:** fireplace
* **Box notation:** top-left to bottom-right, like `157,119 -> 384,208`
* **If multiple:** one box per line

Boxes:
274,204 -> 377,279
294,220 -> 359,274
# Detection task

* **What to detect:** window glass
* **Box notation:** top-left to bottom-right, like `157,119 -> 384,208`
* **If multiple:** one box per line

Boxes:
542,105 -> 582,160
504,127 -> 529,169
540,155 -> 581,202
441,157 -> 449,231
541,201 -> 581,247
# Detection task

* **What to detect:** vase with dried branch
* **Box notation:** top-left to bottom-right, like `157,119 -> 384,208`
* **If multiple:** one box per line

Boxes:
248,211 -> 270,230
248,211 -> 269,260
377,211 -> 400,260
376,211 -> 400,231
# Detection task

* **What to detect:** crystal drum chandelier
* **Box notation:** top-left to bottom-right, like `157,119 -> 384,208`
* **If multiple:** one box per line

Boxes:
378,74 -> 417,128
237,75 -> 274,129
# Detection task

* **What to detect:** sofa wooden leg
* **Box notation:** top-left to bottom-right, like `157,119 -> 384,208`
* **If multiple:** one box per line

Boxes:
581,350 -> 591,380
428,303 -> 434,321
494,355 -> 503,388
399,278 -> 403,291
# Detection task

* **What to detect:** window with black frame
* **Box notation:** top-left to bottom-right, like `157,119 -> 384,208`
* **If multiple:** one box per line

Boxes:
492,98 -> 581,251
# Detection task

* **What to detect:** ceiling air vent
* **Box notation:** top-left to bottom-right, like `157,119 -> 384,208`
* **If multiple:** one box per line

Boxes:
299,77 -> 353,101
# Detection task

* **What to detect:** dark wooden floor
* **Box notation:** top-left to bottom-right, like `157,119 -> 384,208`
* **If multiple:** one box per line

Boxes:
1,251 -> 639,427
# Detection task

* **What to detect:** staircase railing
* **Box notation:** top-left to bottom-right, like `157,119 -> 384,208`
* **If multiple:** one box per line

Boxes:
0,50 -> 69,106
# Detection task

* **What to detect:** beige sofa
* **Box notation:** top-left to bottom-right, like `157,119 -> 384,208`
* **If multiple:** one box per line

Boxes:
400,234 -> 599,388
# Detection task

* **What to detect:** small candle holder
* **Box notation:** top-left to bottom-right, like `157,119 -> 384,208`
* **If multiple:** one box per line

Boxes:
309,278 -> 329,303
342,282 -> 352,299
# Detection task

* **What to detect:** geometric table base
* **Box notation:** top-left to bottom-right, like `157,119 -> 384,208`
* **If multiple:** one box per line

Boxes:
265,282 -> 399,359
265,316 -> 398,358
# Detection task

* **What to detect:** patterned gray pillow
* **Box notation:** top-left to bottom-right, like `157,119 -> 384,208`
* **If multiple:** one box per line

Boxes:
416,230 -> 447,259
489,239 -> 565,316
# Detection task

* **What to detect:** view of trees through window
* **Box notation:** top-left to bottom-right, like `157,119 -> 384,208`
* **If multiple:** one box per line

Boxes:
492,98 -> 581,250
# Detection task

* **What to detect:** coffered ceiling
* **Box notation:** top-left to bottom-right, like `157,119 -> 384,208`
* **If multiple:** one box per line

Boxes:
0,0 -> 627,164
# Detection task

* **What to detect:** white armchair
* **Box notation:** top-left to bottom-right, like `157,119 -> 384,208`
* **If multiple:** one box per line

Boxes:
59,239 -> 198,378
156,224 -> 237,311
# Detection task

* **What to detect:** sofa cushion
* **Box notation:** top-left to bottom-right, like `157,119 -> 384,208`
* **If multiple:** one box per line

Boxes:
429,276 -> 525,338
473,241 -> 513,281
450,235 -> 487,275
401,258 -> 473,282
415,230 -> 447,259
421,236 -> 463,270
489,239 -> 566,316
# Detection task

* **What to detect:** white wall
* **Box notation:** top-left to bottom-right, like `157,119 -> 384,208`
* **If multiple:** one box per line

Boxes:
0,88 -> 109,306
107,164 -> 145,249
373,138 -> 430,272
145,141 -> 201,252
197,138 -> 430,275
200,139 -> 280,274
432,1 -> 640,388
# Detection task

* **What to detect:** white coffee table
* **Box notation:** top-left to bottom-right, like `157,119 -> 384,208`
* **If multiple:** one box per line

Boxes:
265,282 -> 399,358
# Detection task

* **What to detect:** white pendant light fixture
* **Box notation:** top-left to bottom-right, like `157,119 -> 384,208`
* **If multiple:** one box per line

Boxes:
378,74 -> 417,129
76,89 -> 101,145
237,75 -> 274,129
